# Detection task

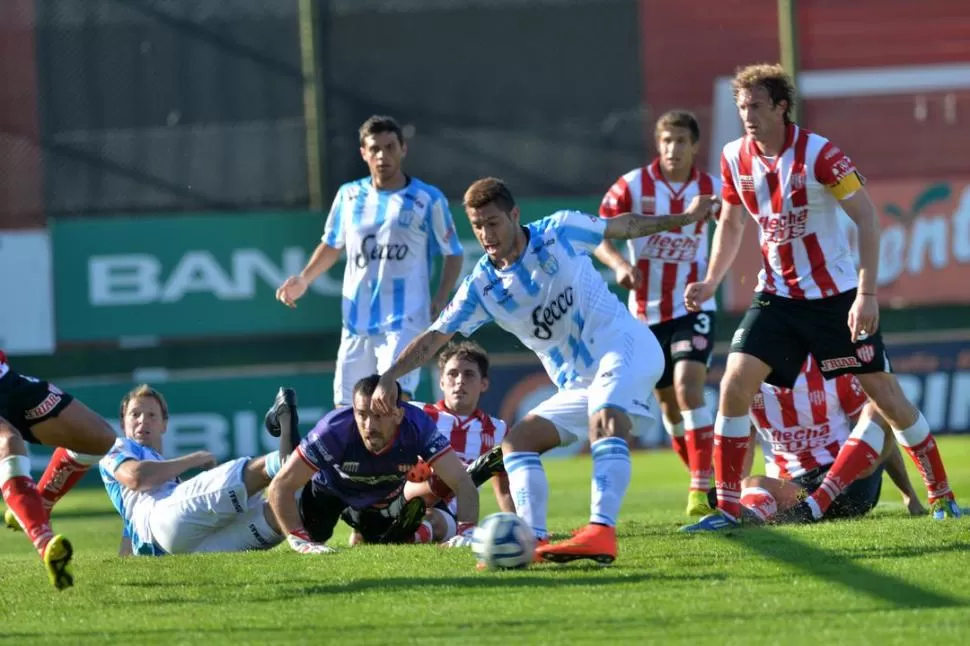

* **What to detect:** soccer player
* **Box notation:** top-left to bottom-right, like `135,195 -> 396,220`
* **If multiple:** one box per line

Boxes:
0,351 -> 117,589
401,340 -> 513,544
369,177 -> 718,564
98,385 -> 296,556
741,355 -> 926,524
682,63 -> 959,531
276,115 -> 465,407
595,110 -> 721,516
267,375 -> 479,554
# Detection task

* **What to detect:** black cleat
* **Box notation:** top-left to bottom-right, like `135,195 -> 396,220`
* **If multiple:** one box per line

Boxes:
265,387 -> 298,437
467,445 -> 504,488
772,500 -> 817,525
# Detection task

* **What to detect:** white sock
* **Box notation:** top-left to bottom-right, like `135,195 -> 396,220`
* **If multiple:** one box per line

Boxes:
892,411 -> 930,447
663,418 -> 685,438
589,437 -> 631,527
504,452 -> 549,539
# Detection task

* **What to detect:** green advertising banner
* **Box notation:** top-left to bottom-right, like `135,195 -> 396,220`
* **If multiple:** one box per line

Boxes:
50,198 -> 604,344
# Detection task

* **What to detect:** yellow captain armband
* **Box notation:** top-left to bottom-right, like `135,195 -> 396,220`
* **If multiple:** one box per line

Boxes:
827,171 -> 864,201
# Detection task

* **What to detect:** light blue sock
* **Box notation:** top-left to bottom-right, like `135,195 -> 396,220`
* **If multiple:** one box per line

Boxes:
264,451 -> 283,478
589,437 -> 631,527
504,451 -> 549,539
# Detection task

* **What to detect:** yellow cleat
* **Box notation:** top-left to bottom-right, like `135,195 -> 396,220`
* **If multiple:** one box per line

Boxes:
686,490 -> 715,517
4,508 -> 22,532
43,535 -> 74,590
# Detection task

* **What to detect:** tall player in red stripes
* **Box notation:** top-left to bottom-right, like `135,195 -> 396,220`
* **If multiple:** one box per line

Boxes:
0,351 -> 117,588
596,111 -> 720,516
682,64 -> 960,532
741,355 -> 925,524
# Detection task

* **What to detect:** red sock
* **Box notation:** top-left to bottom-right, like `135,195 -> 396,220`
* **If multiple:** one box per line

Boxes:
809,438 -> 881,515
904,435 -> 952,503
683,408 -> 714,492
411,521 -> 433,544
2,475 -> 53,555
670,436 -> 690,469
740,487 -> 778,522
714,423 -> 750,520
37,448 -> 92,511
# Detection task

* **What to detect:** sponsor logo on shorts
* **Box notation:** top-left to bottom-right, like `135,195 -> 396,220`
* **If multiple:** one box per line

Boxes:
820,356 -> 862,372
731,328 -> 746,347
228,490 -> 244,514
633,399 -> 652,412
692,335 -> 708,351
856,344 -> 875,363
248,522 -> 274,548
24,391 -> 63,421
672,340 -> 693,354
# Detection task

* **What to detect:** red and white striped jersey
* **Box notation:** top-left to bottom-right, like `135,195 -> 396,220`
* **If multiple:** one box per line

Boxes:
600,160 -> 719,325
410,400 -> 506,465
721,124 -> 865,300
750,355 -> 868,479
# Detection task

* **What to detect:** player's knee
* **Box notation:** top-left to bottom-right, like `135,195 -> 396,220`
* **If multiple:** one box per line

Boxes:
719,372 -> 760,413
857,374 -> 916,426
0,423 -> 26,458
673,379 -> 706,411
503,416 -> 559,454
589,409 -> 631,443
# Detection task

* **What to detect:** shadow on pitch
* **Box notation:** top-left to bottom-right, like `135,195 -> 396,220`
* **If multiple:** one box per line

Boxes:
709,526 -> 965,609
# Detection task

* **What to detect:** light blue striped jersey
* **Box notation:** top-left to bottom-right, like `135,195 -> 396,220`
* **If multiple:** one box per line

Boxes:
99,437 -> 177,556
431,211 -> 638,388
323,176 -> 464,335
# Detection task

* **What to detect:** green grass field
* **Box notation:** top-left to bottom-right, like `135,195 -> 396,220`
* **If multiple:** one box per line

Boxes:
3,438 -> 970,646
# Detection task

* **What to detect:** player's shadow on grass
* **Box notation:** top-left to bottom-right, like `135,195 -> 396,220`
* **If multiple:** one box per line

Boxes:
717,528 -> 965,609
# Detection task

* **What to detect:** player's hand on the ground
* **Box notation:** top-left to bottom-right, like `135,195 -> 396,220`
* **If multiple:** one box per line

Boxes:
287,529 -> 336,554
848,292 -> 879,342
276,275 -> 309,308
371,376 -> 399,416
442,522 -> 476,548
614,262 -> 642,291
903,495 -> 927,517
684,280 -> 716,312
683,195 -> 720,222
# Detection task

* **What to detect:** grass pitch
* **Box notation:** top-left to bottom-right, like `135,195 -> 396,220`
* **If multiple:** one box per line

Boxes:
2,438 -> 969,645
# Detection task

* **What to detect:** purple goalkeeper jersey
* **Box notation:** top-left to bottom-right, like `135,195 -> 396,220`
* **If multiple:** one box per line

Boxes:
297,405 -> 452,509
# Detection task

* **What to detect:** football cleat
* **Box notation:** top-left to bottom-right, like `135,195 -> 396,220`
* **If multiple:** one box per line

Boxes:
4,508 -> 22,532
687,490 -> 716,517
466,445 -> 504,488
535,524 -> 616,565
772,500 -> 817,525
264,387 -> 299,438
679,511 -> 740,533
43,535 -> 74,590
930,497 -> 962,520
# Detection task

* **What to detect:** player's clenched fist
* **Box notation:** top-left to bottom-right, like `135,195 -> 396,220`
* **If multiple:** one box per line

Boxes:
683,195 -> 721,223
276,275 -> 308,308
684,280 -> 716,313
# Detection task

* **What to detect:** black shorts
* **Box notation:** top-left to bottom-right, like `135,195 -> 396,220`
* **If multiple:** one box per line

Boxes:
649,311 -> 716,390
0,368 -> 74,445
730,289 -> 891,388
794,463 -> 884,520
298,481 -> 444,545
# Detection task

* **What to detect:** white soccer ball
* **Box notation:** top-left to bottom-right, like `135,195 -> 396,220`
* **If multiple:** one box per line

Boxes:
471,512 -> 536,570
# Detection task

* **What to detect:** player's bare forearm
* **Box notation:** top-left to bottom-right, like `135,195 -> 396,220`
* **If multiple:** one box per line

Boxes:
299,242 -> 341,283
841,190 -> 880,294
603,212 -> 703,240
431,450 -> 479,524
491,473 -> 515,513
704,203 -> 746,287
384,329 -> 454,380
433,254 -> 464,304
115,454 -> 209,491
594,240 -> 628,271
267,457 -> 314,535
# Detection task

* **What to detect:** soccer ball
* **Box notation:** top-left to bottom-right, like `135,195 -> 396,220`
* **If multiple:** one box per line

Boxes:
471,512 -> 536,570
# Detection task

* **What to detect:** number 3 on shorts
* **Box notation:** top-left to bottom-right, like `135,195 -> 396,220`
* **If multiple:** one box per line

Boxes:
693,313 -> 711,335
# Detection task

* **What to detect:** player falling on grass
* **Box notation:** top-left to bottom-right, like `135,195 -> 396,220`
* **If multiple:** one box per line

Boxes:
395,340 -> 513,545
98,385 -> 299,555
595,110 -> 721,517
369,177 -> 718,564
276,115 -> 464,408
740,355 -> 925,524
682,63 -> 959,532
0,350 -> 117,589
267,375 -> 479,553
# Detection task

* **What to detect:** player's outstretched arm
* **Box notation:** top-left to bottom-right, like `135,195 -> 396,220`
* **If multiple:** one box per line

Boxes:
491,473 -> 515,513
113,451 -> 216,492
603,195 -> 719,240
373,329 -> 455,415
276,242 -> 341,308
840,189 -> 881,341
431,255 -> 464,319
266,454 -> 334,553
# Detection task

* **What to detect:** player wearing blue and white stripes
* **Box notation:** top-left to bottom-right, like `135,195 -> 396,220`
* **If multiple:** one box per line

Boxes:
277,116 -> 464,406
371,177 -> 718,564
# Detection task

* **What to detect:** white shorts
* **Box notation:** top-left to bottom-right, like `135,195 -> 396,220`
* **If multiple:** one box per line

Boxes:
529,325 -> 664,446
334,324 -> 423,406
147,458 -> 281,554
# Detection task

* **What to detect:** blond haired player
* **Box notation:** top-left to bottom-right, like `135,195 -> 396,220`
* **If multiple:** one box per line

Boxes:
683,64 -> 959,531
596,110 -> 720,516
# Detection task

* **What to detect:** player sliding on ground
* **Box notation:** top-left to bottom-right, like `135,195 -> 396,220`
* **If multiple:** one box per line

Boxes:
98,385 -> 299,555
370,177 -> 718,565
267,375 -> 479,553
682,63 -> 959,532
1,350 -> 117,589
741,355 -> 925,524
